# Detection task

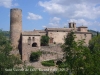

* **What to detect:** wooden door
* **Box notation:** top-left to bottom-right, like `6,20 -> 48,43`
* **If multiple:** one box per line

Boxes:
50,38 -> 53,43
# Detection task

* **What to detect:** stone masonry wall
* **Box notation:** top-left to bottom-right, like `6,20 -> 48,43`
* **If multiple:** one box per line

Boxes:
48,31 -> 68,44
10,8 -> 22,49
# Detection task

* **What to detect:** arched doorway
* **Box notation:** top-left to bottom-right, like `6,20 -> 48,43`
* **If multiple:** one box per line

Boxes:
32,42 -> 37,47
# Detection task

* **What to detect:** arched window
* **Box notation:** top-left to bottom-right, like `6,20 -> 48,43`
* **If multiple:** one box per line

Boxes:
28,37 -> 31,45
33,37 -> 35,42
32,42 -> 37,47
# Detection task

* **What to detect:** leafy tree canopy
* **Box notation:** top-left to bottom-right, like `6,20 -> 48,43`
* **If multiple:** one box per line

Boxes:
30,51 -> 42,62
0,30 -> 21,75
59,31 -> 98,75
41,35 -> 49,46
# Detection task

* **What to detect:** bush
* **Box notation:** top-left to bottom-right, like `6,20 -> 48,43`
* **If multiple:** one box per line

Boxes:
30,51 -> 42,62
41,60 -> 55,66
41,35 -> 49,46
58,62 -> 68,68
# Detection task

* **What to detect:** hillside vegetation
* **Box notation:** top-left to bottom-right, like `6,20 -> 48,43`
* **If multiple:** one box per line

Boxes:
88,30 -> 100,36
0,30 -> 10,38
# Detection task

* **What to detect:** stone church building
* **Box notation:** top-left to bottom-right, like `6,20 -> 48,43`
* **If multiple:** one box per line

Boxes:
10,8 -> 92,62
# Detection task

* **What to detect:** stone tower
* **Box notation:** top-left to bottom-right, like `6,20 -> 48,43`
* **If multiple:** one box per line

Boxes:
10,8 -> 22,49
69,22 -> 76,28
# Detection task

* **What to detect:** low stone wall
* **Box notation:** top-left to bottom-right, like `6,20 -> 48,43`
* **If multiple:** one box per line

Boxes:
22,43 -> 40,61
22,44 -> 64,68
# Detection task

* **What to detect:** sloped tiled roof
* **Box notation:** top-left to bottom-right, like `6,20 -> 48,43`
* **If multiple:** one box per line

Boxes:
22,31 -> 40,36
75,31 -> 92,34
34,30 -> 46,33
45,28 -> 75,31
78,25 -> 87,28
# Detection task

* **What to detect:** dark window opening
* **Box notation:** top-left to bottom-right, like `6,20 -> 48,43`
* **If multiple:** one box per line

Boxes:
84,34 -> 87,37
73,23 -> 74,28
56,60 -> 62,65
33,37 -> 35,41
32,42 -> 37,47
28,37 -> 31,45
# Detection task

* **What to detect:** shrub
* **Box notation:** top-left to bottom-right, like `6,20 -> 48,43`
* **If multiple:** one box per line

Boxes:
58,62 -> 68,68
30,51 -> 42,62
41,35 -> 49,46
41,60 -> 55,66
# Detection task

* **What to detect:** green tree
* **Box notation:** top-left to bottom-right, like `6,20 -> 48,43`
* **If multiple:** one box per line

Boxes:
30,51 -> 42,62
61,31 -> 77,71
89,35 -> 100,75
89,35 -> 100,53
41,35 -> 49,46
60,31 -> 94,75
0,30 -> 21,75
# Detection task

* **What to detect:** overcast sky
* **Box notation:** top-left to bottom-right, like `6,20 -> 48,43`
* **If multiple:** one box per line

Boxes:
0,0 -> 100,31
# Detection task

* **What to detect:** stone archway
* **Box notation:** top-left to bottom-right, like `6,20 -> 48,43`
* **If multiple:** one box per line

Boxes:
32,42 -> 37,47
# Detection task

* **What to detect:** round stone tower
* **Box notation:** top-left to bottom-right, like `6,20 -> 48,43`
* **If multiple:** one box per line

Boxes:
10,8 -> 22,49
